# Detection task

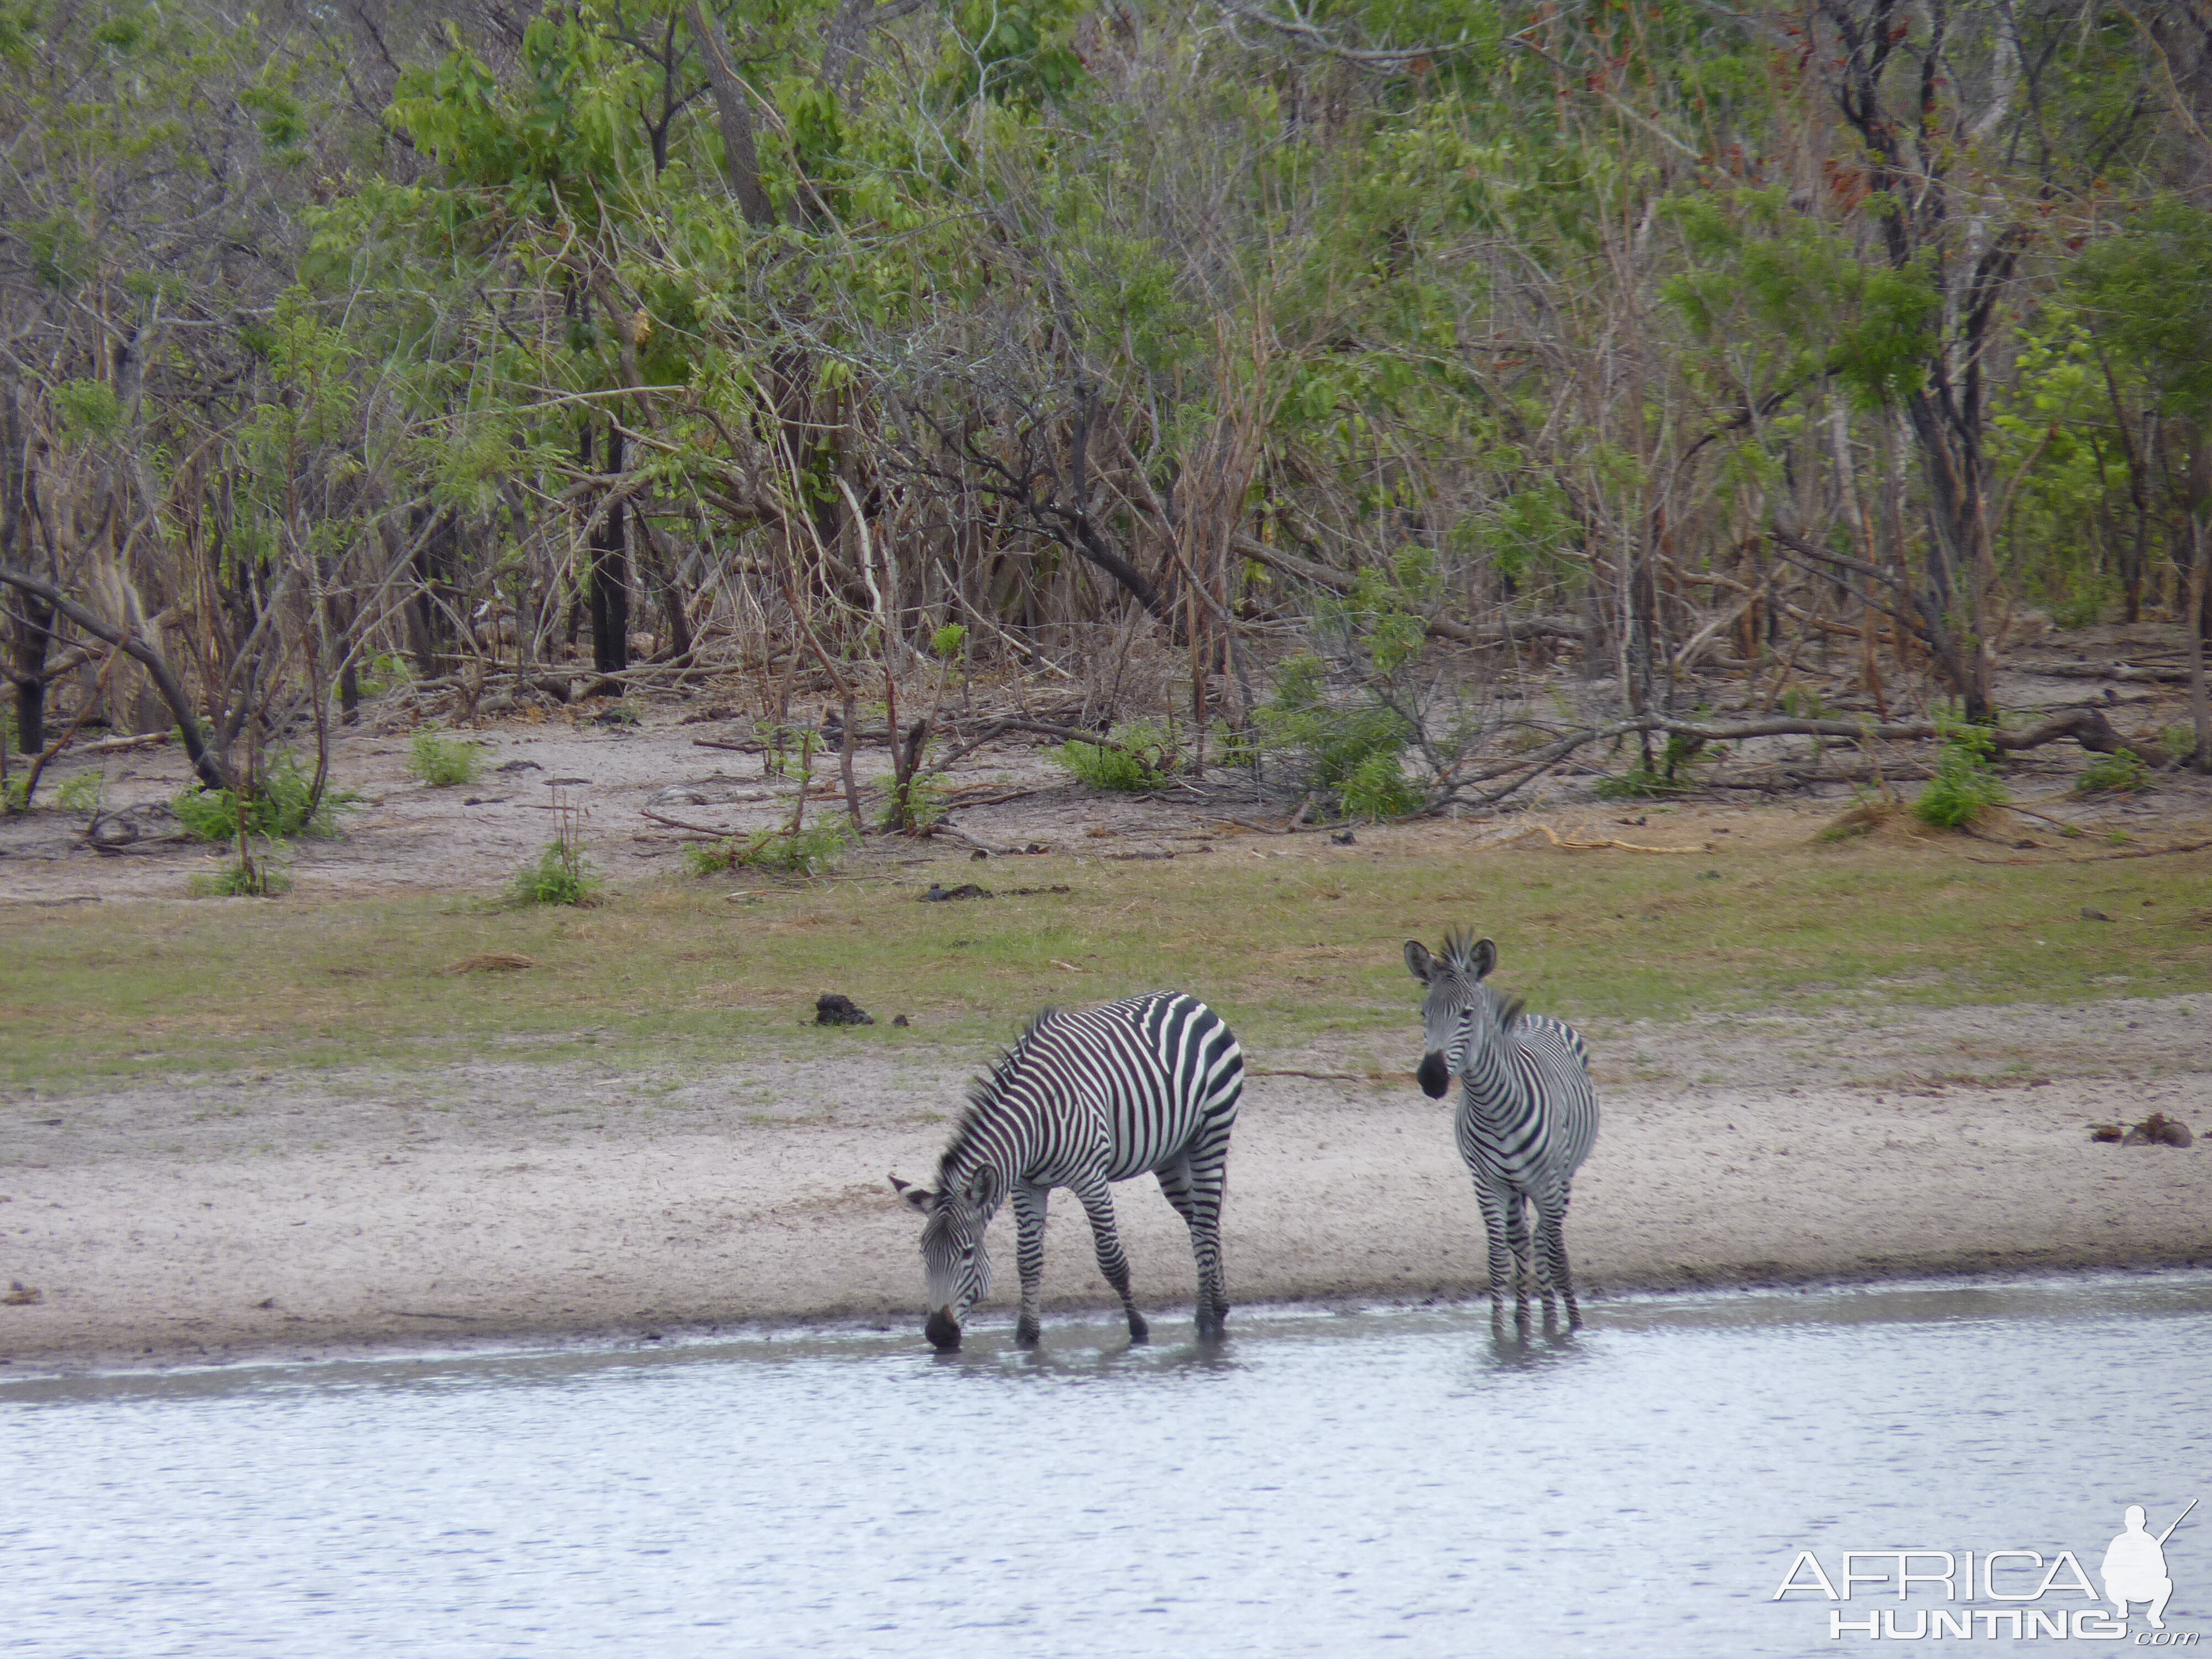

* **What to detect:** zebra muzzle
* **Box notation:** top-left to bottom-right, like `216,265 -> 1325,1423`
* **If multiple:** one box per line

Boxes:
925,1307 -> 962,1350
1417,1052 -> 1452,1099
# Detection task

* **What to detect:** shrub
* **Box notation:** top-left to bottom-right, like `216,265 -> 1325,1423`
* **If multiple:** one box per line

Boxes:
1253,655 -> 1416,814
1914,729 -> 2009,827
54,772 -> 103,811
1055,719 -> 1177,792
2076,749 -> 2152,795
1339,751 -> 1422,820
174,751 -> 352,841
686,821 -> 852,878
409,731 -> 485,787
512,838 -> 599,905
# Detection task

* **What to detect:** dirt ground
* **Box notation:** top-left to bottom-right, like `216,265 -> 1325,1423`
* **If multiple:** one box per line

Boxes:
1,990 -> 2204,1374
2,629 -> 2209,1373
3,616 -> 2210,902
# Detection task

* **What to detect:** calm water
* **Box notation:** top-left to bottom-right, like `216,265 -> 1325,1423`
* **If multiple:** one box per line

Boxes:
4,1274 -> 2209,1658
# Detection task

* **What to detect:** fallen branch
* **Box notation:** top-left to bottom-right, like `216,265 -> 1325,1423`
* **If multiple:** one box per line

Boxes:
639,807 -> 747,838
1511,821 -> 1708,854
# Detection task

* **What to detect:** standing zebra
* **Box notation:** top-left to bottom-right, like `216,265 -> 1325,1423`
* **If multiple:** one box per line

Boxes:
889,991 -> 1242,1351
1406,932 -> 1599,1331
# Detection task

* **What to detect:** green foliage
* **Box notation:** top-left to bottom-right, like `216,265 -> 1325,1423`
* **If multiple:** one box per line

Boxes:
685,821 -> 853,877
930,623 -> 969,659
2070,199 -> 2212,420
189,857 -> 293,898
173,753 -> 350,842
883,775 -> 949,831
408,731 -> 485,787
53,379 -> 123,442
54,773 -> 103,811
512,837 -> 599,906
1055,721 -> 1178,792
1254,654 -> 1418,816
1914,730 -> 2010,827
2077,750 -> 2153,795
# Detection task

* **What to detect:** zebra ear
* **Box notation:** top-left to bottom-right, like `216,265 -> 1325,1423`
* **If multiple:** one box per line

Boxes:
964,1166 -> 1000,1208
889,1173 -> 933,1212
1469,937 -> 1498,979
1404,940 -> 1435,983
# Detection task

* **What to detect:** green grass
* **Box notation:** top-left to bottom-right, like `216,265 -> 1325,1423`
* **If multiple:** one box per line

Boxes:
2,835 -> 2208,1091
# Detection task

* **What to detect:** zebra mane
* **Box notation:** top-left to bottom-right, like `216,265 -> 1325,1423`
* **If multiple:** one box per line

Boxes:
1496,995 -> 1527,1032
1441,928 -> 1485,975
937,1006 -> 1061,1181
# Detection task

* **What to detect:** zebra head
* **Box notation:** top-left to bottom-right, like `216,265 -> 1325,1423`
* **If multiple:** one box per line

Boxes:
889,1168 -> 999,1350
1405,931 -> 1506,1098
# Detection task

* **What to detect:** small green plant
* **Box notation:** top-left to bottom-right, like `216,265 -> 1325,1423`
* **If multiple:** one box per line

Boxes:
408,731 -> 486,787
930,623 -> 969,659
1339,751 -> 1422,819
513,795 -> 598,905
686,820 -> 853,878
881,774 -> 949,832
1595,733 -> 1707,800
1055,719 -> 1178,792
513,840 -> 599,905
189,857 -> 293,898
174,751 -> 352,841
1914,728 -> 2010,827
54,771 -> 103,811
1594,766 -> 1684,801
2075,749 -> 2152,795
358,653 -> 411,697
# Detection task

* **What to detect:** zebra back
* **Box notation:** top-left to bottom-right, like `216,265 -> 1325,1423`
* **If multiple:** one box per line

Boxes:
938,992 -> 1243,1190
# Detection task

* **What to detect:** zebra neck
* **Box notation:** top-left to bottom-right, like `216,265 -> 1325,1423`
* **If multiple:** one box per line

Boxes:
941,1123 -> 1024,1201
1455,1031 -> 1529,1123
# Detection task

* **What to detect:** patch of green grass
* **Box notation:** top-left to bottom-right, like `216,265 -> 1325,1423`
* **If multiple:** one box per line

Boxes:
2076,749 -> 2153,795
512,837 -> 599,906
55,771 -> 103,811
1914,731 -> 2008,827
409,731 -> 486,787
1055,720 -> 1177,792
4,833 -> 2209,1093
174,750 -> 352,841
685,822 -> 852,877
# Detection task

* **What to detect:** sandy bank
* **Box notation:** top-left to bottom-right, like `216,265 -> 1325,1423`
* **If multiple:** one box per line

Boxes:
2,995 -> 2208,1373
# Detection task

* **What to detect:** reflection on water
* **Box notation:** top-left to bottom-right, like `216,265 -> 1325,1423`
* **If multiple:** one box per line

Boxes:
3,1272 -> 2209,1658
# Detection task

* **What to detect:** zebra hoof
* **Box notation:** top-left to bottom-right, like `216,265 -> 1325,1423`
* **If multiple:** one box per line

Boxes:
1015,1317 -> 1040,1348
1127,1313 -> 1150,1344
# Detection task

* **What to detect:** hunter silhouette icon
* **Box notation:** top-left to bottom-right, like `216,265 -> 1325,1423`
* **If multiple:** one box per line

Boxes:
2103,1499 -> 2195,1628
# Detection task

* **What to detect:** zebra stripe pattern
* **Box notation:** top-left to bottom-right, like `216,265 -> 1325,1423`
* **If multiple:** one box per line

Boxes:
1407,932 -> 1600,1331
891,990 -> 1243,1350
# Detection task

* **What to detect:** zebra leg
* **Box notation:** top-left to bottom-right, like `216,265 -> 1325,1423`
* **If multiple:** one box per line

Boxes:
1471,1179 -> 1515,1329
1012,1181 -> 1050,1347
1072,1176 -> 1148,1343
1156,1155 -> 1229,1340
1538,1192 -> 1580,1330
1501,1191 -> 1537,1332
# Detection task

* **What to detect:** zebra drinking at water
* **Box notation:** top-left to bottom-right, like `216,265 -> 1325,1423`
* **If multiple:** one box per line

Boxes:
889,991 -> 1243,1352
1406,932 -> 1599,1331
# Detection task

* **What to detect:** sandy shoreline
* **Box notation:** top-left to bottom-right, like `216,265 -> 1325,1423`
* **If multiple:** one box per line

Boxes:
3,994 -> 2206,1375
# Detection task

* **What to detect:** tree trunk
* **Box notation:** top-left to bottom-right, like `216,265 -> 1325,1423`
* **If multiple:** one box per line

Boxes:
588,421 -> 630,678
